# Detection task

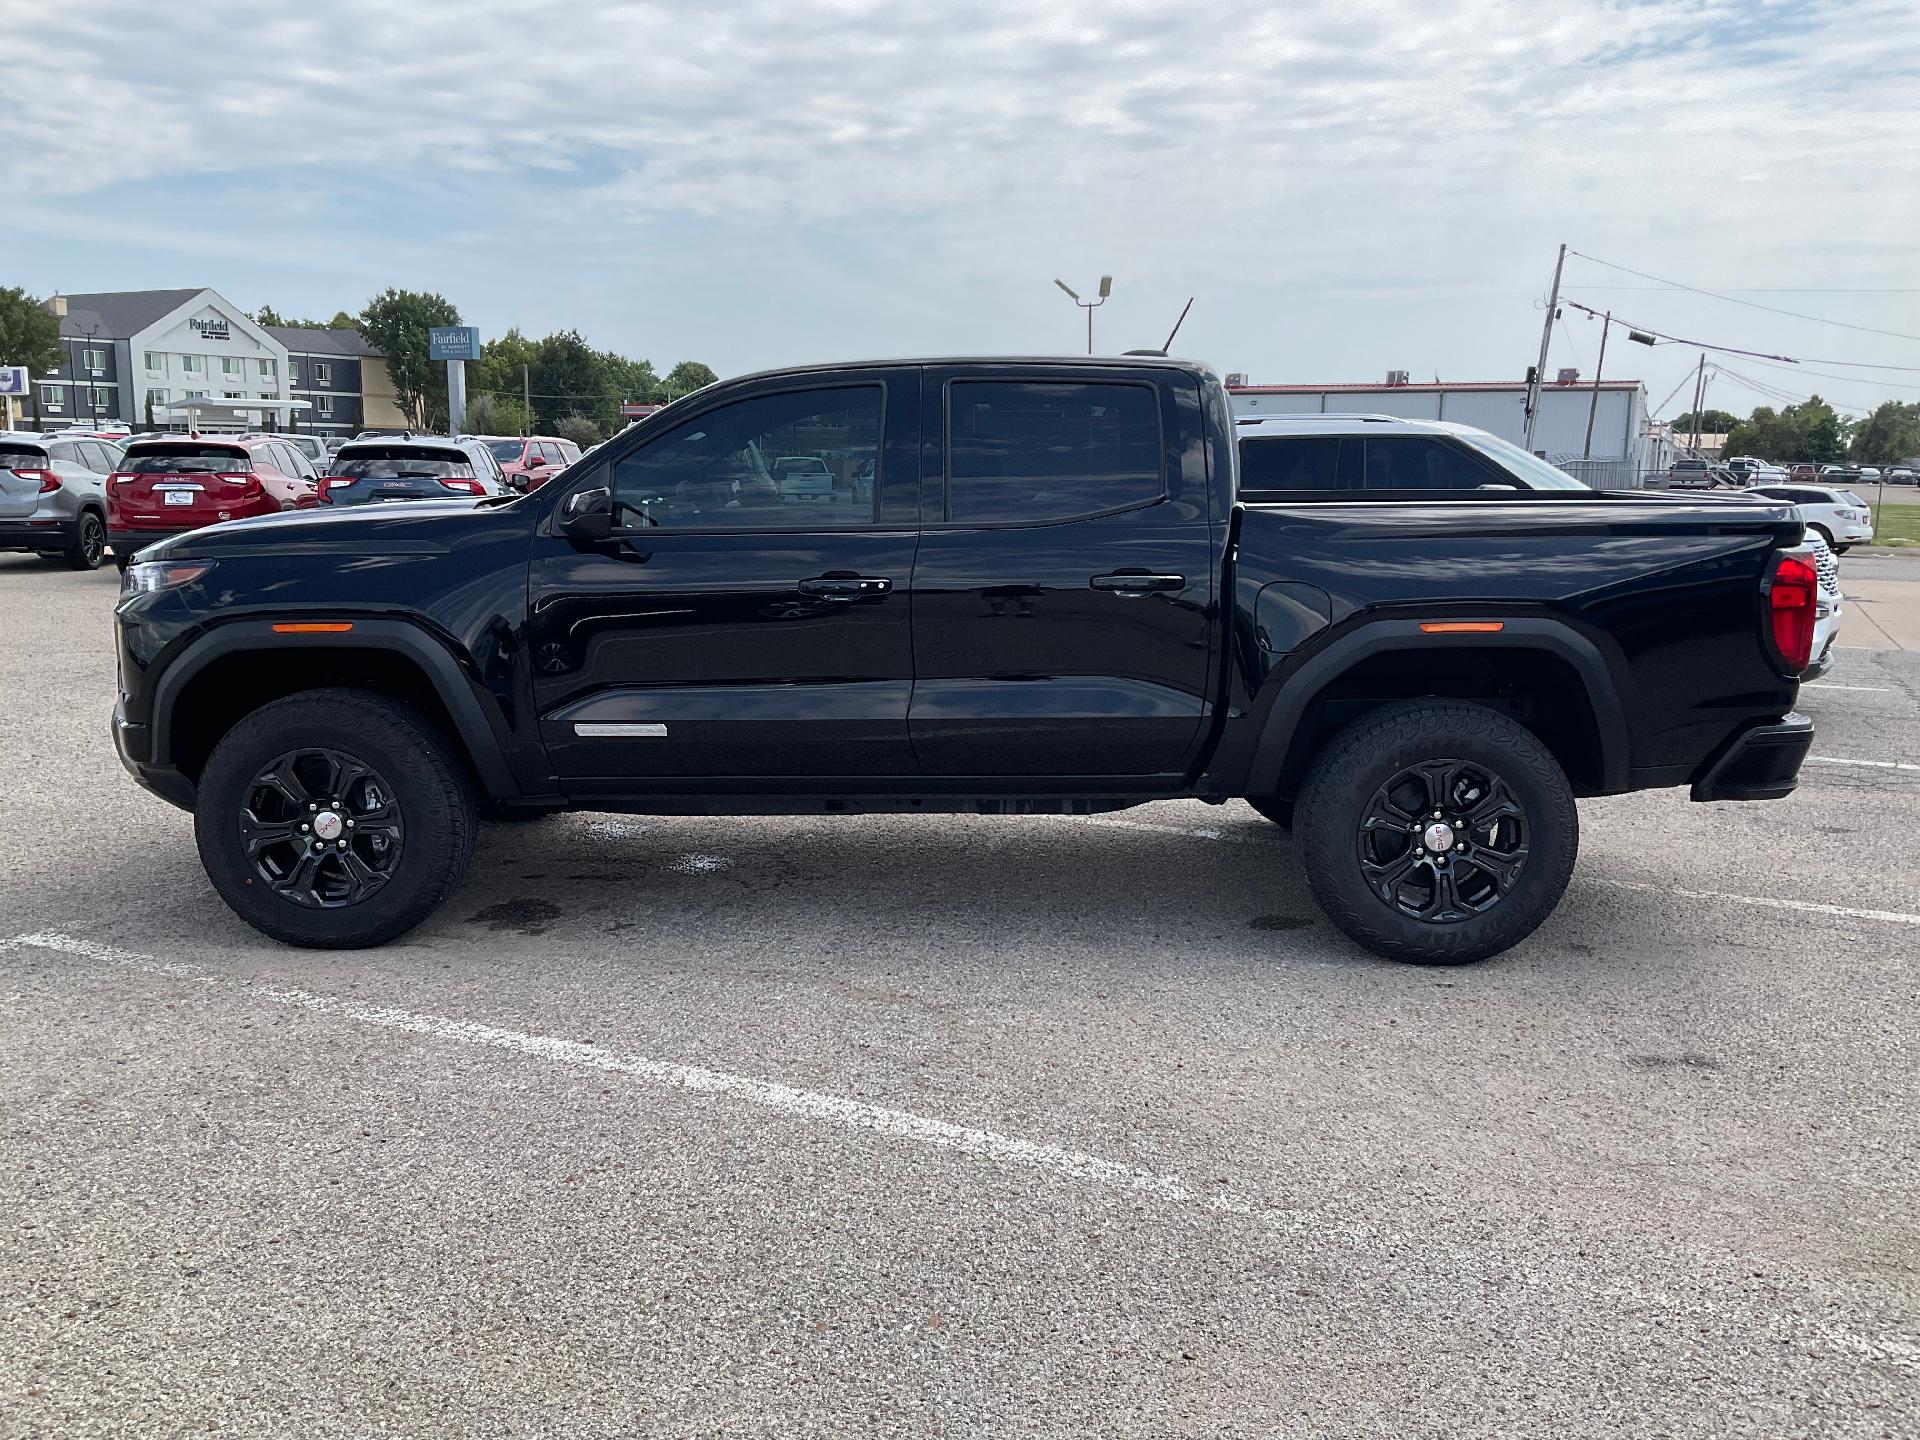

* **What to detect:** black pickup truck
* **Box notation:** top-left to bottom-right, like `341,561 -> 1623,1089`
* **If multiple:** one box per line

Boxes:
113,357 -> 1817,964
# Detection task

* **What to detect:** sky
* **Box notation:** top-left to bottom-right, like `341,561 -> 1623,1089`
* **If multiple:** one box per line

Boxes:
4,0 -> 1918,419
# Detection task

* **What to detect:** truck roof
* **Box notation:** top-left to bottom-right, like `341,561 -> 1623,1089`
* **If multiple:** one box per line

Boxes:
715,354 -> 1218,388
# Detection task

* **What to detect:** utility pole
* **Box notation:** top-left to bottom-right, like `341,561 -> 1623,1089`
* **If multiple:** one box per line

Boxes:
1582,310 -> 1611,458
1687,353 -> 1706,453
1523,243 -> 1567,452
523,364 -> 531,436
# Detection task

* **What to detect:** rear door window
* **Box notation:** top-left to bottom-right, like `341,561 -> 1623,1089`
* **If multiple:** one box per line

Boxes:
945,380 -> 1161,524
1239,436 -> 1349,491
1361,436 -> 1501,491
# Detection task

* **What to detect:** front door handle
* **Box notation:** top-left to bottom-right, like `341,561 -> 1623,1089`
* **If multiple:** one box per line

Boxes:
1089,572 -> 1185,594
798,575 -> 892,601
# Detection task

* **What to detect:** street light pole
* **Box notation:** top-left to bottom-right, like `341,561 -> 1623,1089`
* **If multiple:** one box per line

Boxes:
1054,275 -> 1112,355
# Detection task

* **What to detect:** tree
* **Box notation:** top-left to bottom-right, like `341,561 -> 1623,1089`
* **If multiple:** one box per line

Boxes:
664,360 -> 719,397
1849,401 -> 1920,465
358,288 -> 461,430
1668,408 -> 1739,437
252,304 -> 356,330
554,414 -> 606,448
530,329 -> 620,432
462,389 -> 534,437
1722,397 -> 1848,465
0,286 -> 65,379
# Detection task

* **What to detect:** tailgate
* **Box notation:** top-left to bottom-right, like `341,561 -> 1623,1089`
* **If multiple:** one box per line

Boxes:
114,445 -> 255,528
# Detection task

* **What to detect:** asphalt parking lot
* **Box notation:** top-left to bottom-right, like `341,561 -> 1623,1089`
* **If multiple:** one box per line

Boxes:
2,554 -> 1916,1439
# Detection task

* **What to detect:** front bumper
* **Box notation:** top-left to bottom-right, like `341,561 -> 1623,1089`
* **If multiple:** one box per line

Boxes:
112,703 -> 197,811
1690,711 -> 1814,802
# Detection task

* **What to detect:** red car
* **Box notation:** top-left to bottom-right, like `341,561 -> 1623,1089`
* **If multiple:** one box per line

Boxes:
484,435 -> 582,492
107,435 -> 319,568
1789,463 -> 1817,482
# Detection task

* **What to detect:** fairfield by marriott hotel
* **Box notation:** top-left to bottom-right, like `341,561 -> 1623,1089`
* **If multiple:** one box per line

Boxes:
33,288 -> 402,436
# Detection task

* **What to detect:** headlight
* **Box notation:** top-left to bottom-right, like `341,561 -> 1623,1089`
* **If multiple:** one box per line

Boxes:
123,561 -> 212,594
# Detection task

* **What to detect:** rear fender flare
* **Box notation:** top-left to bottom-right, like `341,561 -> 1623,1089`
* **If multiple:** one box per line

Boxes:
1243,617 -> 1630,796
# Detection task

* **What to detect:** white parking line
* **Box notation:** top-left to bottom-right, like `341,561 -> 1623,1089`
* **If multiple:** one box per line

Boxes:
4,930 -> 1251,1217
1803,683 -> 1894,692
1052,813 -> 1920,927
1808,755 -> 1920,773
1591,881 -> 1920,928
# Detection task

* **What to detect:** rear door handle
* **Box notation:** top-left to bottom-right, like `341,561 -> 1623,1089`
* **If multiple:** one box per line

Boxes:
1089,572 -> 1185,594
798,575 -> 892,600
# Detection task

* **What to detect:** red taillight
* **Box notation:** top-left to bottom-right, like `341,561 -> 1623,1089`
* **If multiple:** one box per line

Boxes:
110,470 -> 137,486
438,477 -> 483,495
1766,553 -> 1818,674
316,476 -> 353,502
215,470 -> 264,500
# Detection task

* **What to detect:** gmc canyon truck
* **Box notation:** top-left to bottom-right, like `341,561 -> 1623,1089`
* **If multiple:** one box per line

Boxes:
113,357 -> 1818,964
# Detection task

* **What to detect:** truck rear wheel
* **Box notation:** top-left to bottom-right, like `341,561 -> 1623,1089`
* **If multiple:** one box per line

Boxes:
1293,701 -> 1577,965
194,689 -> 476,948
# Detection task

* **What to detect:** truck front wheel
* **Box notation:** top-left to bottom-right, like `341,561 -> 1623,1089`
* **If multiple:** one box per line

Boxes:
1294,701 -> 1578,966
194,688 -> 477,948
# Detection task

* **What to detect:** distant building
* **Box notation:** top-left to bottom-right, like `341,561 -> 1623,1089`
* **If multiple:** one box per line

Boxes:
1227,372 -> 1661,481
30,288 -> 402,436
266,325 -> 407,438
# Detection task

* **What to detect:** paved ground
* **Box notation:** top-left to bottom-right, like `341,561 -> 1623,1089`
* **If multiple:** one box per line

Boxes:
1,553 -> 1916,1439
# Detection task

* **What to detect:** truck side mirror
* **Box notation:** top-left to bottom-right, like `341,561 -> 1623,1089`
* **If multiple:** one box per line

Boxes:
560,486 -> 614,543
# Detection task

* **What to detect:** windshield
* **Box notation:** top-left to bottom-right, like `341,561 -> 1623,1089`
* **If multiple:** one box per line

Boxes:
123,445 -> 252,474
0,443 -> 50,464
1455,432 -> 1590,490
333,447 -> 473,479
486,439 -> 528,462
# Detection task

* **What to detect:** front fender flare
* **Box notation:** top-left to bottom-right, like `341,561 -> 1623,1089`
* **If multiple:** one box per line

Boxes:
148,616 -> 528,800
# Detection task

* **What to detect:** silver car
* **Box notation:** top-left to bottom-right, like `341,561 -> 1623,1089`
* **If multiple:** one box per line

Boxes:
0,432 -> 114,569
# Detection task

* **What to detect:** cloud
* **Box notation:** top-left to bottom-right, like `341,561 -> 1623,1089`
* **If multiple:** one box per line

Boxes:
2,0 -> 1916,404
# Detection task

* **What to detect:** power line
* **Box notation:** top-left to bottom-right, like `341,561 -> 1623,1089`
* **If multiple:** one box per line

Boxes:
1711,362 -> 1873,416
1564,285 -> 1920,294
1562,299 -> 1920,374
1568,249 -> 1920,344
1560,299 -> 1799,361
1723,352 -> 1920,394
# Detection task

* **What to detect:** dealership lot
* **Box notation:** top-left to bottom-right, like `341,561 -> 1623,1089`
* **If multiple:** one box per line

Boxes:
2,556 -> 1916,1437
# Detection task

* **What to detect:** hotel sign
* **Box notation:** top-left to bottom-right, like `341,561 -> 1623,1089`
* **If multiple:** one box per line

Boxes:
190,316 -> 232,341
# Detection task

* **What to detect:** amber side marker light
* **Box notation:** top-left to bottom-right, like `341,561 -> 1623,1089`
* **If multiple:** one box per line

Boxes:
1419,621 -> 1505,634
271,622 -> 355,634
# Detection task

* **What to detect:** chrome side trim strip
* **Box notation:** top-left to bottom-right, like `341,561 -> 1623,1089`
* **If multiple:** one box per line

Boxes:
573,722 -> 668,738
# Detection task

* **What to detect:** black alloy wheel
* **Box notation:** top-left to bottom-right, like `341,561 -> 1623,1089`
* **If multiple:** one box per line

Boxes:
65,511 -> 106,570
1356,759 -> 1528,923
1294,701 -> 1578,966
195,688 -> 475,948
241,747 -> 405,908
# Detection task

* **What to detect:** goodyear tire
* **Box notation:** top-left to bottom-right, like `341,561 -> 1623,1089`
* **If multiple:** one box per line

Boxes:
1294,701 -> 1578,966
195,688 -> 476,948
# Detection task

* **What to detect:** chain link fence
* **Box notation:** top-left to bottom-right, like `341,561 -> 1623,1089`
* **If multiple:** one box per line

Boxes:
1550,457 -> 1650,490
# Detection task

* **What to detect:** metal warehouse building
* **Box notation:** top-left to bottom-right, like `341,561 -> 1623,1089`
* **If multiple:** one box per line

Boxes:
1226,374 -> 1668,485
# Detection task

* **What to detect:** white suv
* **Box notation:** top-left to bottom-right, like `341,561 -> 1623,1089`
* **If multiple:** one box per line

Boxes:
1796,530 -> 1844,679
1745,482 -> 1874,552
1236,414 -> 1591,491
